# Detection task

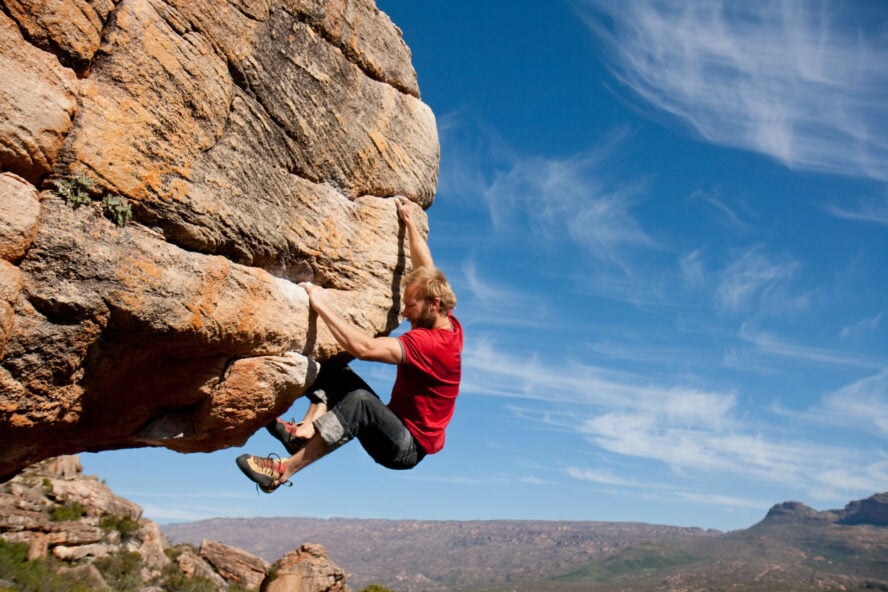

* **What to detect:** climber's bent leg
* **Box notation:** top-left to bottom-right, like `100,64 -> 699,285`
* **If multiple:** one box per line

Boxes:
314,389 -> 425,470
305,364 -> 369,408
270,363 -> 357,447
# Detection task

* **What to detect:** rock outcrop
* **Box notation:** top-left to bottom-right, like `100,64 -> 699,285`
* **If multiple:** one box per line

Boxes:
757,493 -> 888,528
838,493 -> 888,526
1,455 -> 170,587
759,501 -> 838,524
0,455 -> 350,591
0,0 -> 439,480
263,543 -> 349,592
201,538 -> 271,589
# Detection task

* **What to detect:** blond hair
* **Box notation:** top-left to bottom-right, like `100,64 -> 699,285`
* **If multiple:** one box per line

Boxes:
404,267 -> 457,312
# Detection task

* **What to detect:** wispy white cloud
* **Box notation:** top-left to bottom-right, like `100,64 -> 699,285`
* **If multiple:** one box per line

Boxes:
436,111 -> 515,202
574,402 -> 886,500
581,411 -> 829,483
141,504 -> 219,523
824,193 -> 888,226
674,491 -> 769,511
583,337 -> 714,371
111,489 -> 258,523
688,188 -> 748,229
715,245 -> 807,316
814,369 -> 888,435
815,458 -> 888,496
460,260 -> 551,328
562,469 -> 771,513
679,248 -> 706,288
404,474 -> 501,486
579,0 -> 888,181
438,114 -> 656,270
463,340 -> 886,501
482,141 -> 656,269
436,112 -> 689,311
566,467 -> 670,490
739,324 -> 882,369
840,312 -> 884,340
463,338 -> 737,416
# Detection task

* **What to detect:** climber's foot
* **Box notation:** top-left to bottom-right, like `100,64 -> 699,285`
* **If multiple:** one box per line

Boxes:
266,419 -> 311,455
235,453 -> 290,493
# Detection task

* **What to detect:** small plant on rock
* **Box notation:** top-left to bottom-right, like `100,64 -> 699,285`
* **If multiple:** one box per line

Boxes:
93,550 -> 144,591
159,563 -> 217,592
49,501 -> 86,522
53,173 -> 94,208
0,539 -> 48,591
102,194 -> 133,227
100,513 -> 140,538
53,173 -> 134,227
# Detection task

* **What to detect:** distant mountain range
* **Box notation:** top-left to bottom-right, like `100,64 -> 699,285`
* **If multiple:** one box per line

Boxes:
163,492 -> 888,592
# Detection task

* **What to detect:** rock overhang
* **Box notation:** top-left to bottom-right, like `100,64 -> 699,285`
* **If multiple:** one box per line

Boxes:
0,0 -> 439,480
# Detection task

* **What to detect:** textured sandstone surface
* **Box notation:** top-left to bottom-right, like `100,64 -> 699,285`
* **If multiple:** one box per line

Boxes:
0,0 -> 439,480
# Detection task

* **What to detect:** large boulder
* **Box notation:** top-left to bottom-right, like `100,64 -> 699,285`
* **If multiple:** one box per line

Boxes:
262,543 -> 348,592
177,548 -> 229,589
201,538 -> 270,590
0,0 -> 438,480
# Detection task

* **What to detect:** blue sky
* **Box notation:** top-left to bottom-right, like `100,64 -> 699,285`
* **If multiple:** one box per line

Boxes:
82,0 -> 888,532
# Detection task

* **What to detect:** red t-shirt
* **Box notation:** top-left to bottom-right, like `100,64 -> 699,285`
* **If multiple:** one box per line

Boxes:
389,313 -> 463,454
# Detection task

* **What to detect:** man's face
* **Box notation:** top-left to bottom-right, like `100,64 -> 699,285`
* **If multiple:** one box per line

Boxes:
402,284 -> 437,329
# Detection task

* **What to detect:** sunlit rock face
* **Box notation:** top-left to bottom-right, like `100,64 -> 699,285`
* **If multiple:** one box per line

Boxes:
0,0 -> 438,480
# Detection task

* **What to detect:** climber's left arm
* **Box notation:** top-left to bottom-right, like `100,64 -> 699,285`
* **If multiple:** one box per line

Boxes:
301,283 -> 403,365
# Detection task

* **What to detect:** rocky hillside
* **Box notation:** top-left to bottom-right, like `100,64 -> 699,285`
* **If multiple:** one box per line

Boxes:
165,495 -> 888,592
0,455 -> 348,591
0,0 -> 439,480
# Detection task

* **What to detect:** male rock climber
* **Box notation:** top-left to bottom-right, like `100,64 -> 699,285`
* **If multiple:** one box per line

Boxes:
236,197 -> 463,492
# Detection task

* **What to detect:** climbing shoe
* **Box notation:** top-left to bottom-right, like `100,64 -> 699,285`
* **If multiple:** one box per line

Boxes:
235,453 -> 289,493
266,419 -> 310,455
